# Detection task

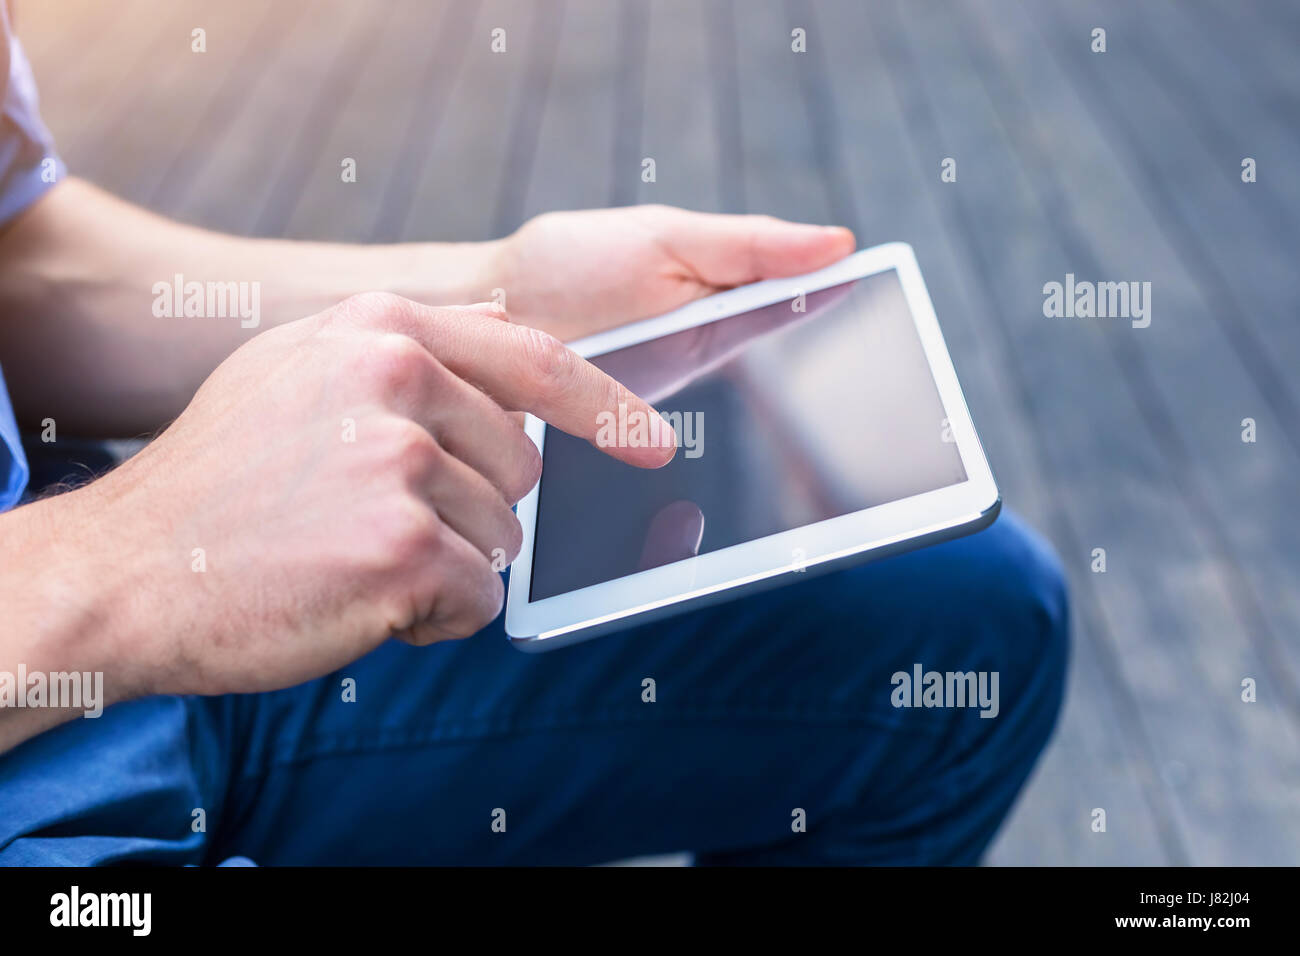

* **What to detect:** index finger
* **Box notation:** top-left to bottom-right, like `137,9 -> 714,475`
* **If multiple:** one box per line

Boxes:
392,302 -> 678,469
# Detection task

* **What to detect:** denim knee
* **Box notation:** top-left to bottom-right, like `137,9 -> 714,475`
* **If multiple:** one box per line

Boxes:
975,513 -> 1070,722
942,511 -> 1067,715
855,510 -> 1071,736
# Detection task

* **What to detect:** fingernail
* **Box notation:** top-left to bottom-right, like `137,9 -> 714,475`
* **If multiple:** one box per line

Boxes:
655,414 -> 680,448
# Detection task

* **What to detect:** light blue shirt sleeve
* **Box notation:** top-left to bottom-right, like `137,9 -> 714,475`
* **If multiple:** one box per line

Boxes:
0,5 -> 66,511
0,364 -> 26,510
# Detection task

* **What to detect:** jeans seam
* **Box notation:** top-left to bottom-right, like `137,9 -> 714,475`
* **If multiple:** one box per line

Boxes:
236,705 -> 948,780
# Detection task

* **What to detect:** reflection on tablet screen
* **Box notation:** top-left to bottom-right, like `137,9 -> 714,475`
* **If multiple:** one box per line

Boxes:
529,268 -> 967,602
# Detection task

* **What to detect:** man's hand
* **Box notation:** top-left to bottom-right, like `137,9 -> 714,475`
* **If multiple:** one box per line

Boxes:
2,293 -> 675,728
494,205 -> 856,341
0,186 -> 853,435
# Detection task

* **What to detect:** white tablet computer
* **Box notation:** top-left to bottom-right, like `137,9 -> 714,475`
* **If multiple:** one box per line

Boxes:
505,242 -> 999,650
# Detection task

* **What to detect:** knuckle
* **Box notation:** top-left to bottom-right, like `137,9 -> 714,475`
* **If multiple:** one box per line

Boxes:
413,508 -> 446,554
367,497 -> 442,580
517,326 -> 575,395
432,623 -> 475,643
460,300 -> 511,322
381,416 -> 440,473
499,507 -> 524,562
358,333 -> 430,399
305,307 -> 341,336
393,500 -> 443,561
503,436 -> 543,504
397,624 -> 436,647
475,571 -> 506,628
338,290 -> 409,323
403,496 -> 444,548
434,567 -> 503,641
317,293 -> 413,342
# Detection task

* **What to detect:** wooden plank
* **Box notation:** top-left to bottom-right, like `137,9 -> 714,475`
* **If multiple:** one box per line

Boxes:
625,0 -> 726,214
19,0 -> 142,99
491,0 -> 565,237
730,1 -> 826,225
703,0 -> 746,213
1149,0 -> 1300,260
1225,1 -> 1300,101
360,0 -> 481,243
1021,0 -> 1300,720
879,0 -> 1194,866
904,0 -> 1248,868
637,0 -> 722,210
250,11 -> 393,238
608,0 -> 649,209
77,1 -> 273,205
396,0 -> 529,243
1045,0 -> 1300,458
817,0 -> 1177,866
147,2 -> 309,215
988,643 -> 1173,865
1039,0 -> 1300,718
889,0 -> 1300,863
631,0 -> 733,214
24,0 -> 195,168
779,0 -> 860,236
515,0 -> 619,223
13,0 -> 105,64
161,0 -> 369,235
278,1 -> 473,244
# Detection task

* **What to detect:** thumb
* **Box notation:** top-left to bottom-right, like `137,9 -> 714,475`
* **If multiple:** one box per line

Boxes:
644,207 -> 856,287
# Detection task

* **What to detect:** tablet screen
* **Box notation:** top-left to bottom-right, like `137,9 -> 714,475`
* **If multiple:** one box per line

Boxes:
528,267 -> 967,602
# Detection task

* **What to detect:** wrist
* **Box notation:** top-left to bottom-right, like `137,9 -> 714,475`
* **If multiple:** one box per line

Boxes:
383,237 -> 511,308
0,483 -> 156,712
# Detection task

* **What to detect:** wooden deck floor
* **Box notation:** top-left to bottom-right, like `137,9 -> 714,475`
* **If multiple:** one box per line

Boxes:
17,0 -> 1300,864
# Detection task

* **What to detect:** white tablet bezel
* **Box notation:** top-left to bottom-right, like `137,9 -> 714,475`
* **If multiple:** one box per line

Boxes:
505,242 -> 999,648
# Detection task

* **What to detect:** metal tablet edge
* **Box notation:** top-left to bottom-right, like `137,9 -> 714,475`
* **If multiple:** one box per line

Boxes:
507,492 -> 1002,653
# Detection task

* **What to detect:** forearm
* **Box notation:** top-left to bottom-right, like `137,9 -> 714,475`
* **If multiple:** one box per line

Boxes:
0,178 -> 506,435
0,485 -> 140,754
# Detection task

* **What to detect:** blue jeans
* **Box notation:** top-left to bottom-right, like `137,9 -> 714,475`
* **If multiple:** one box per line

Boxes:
0,499 -> 1067,865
